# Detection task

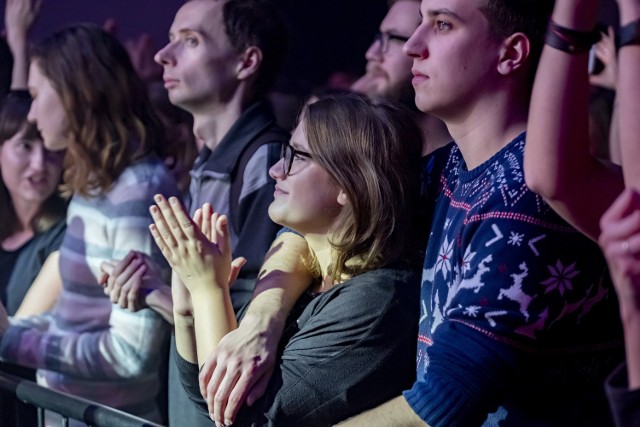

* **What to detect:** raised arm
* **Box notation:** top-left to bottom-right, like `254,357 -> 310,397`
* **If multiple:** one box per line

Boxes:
617,0 -> 640,187
524,0 -> 623,240
4,0 -> 41,89
149,195 -> 237,365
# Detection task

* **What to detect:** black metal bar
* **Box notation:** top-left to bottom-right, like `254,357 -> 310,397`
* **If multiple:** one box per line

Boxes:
0,371 -> 164,427
38,407 -> 45,427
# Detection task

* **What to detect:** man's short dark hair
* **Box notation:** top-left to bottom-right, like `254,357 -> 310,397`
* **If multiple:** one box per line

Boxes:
478,0 -> 555,84
223,0 -> 288,99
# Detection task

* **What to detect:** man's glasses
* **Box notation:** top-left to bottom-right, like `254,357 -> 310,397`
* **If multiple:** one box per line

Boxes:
281,143 -> 312,176
373,31 -> 410,54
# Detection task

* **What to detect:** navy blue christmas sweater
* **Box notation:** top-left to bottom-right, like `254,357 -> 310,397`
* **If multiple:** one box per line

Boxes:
404,133 -> 623,426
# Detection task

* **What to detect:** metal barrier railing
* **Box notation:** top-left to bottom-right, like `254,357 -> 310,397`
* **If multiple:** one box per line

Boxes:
0,371 -> 165,427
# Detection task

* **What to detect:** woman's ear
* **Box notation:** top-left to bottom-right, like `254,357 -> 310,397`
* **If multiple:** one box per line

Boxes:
337,190 -> 349,206
236,46 -> 263,81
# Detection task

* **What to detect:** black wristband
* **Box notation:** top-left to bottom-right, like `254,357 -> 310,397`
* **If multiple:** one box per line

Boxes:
545,20 -> 600,54
619,18 -> 640,47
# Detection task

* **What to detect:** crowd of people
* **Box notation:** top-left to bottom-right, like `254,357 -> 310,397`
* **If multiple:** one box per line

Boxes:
0,0 -> 639,426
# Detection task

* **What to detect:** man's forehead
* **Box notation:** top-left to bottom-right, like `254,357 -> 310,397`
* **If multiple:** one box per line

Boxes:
420,0 -> 481,17
172,0 -> 224,32
382,0 -> 421,31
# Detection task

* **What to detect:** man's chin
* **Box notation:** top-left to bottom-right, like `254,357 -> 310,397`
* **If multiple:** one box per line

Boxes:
167,94 -> 198,113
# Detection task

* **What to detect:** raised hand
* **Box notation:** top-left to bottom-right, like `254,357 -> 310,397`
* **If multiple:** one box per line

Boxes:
589,26 -> 617,91
148,194 -> 231,295
5,0 -> 42,43
5,0 -> 42,88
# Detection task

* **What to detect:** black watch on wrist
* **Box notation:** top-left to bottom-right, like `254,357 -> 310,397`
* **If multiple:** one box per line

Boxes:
619,18 -> 640,47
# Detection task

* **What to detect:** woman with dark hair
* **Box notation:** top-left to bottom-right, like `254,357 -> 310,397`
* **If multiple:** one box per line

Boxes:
0,0 -> 66,318
0,92 -> 66,315
150,92 -> 423,426
0,24 -> 179,424
0,91 -> 65,426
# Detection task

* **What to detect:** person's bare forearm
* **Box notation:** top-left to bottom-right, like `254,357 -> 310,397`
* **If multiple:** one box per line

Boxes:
609,97 -> 621,165
15,251 -> 61,318
615,0 -> 640,383
336,396 -> 427,427
617,0 -> 640,187
145,285 -> 174,324
241,232 -> 312,332
191,286 -> 237,365
172,272 -> 198,364
5,0 -> 41,89
525,0 -> 623,239
618,299 -> 640,389
8,35 -> 28,89
174,313 -> 198,364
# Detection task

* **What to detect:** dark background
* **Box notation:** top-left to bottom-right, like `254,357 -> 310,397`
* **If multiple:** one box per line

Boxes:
0,0 -> 621,94
0,0 -> 389,93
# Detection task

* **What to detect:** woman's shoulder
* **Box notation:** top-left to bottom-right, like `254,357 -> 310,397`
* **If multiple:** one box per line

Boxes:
292,265 -> 421,344
330,264 -> 421,307
349,264 -> 420,287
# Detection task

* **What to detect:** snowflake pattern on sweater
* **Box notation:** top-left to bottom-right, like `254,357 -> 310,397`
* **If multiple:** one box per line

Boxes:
417,134 -> 622,374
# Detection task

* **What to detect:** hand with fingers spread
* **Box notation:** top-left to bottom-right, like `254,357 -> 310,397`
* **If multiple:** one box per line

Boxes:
199,313 -> 280,425
589,26 -> 617,91
99,251 -> 166,313
149,194 -> 232,295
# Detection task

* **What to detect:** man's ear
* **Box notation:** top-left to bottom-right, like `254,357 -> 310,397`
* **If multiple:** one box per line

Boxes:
337,190 -> 349,206
497,32 -> 531,76
236,46 -> 263,80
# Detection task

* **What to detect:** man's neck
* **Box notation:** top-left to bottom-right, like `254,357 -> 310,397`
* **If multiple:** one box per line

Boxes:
191,94 -> 252,151
444,94 -> 529,170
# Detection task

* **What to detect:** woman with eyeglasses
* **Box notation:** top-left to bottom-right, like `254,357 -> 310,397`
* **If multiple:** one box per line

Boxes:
149,92 -> 423,426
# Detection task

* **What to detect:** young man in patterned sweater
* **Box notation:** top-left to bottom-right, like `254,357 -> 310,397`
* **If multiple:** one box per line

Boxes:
340,0 -> 624,425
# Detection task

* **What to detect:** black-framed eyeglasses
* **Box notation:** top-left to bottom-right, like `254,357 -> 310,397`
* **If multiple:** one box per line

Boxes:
373,31 -> 410,54
281,143 -> 312,176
